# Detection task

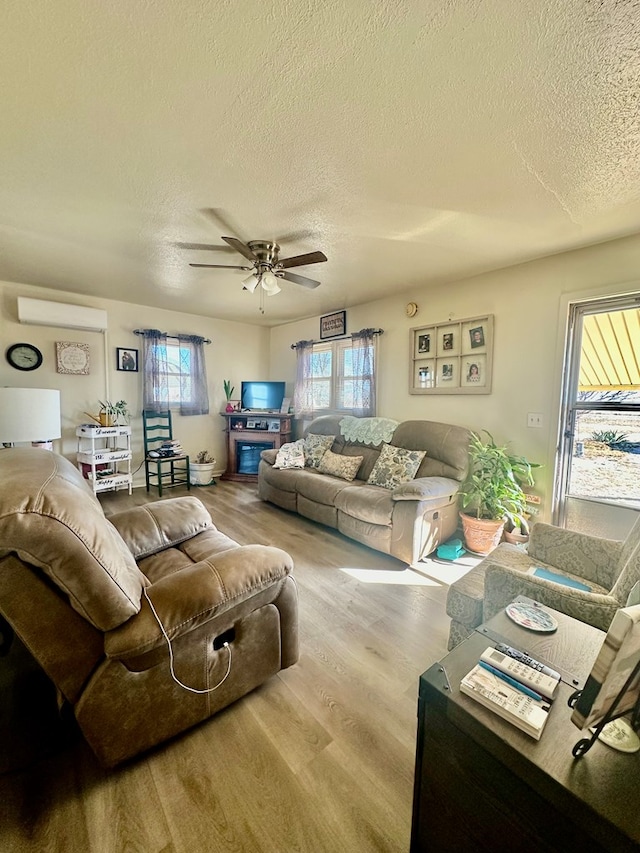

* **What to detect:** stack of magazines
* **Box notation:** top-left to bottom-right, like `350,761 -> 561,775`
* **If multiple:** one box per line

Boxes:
460,647 -> 561,740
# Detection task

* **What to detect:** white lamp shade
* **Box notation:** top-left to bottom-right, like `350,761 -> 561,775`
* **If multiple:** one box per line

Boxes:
242,273 -> 259,293
0,388 -> 61,443
261,270 -> 281,295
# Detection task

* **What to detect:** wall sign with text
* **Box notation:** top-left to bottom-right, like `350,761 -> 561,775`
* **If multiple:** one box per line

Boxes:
320,310 -> 346,339
56,341 -> 90,375
409,314 -> 494,395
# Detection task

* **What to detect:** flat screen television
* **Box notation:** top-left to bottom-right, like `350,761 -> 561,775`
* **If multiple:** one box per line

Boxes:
241,381 -> 286,412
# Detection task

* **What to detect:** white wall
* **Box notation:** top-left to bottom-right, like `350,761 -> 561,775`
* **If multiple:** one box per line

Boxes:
0,280 -> 270,484
270,232 -> 640,526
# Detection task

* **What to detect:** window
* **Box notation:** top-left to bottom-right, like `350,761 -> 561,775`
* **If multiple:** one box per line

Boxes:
150,338 -> 194,407
294,331 -> 378,416
140,330 -> 209,416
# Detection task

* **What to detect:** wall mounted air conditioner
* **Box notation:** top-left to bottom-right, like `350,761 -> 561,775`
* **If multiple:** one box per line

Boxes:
18,297 -> 108,332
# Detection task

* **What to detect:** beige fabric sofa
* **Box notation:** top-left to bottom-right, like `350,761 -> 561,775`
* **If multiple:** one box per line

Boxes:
0,448 -> 298,767
258,415 -> 470,564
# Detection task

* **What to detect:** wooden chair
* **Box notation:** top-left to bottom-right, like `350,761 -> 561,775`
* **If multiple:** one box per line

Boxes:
142,410 -> 190,496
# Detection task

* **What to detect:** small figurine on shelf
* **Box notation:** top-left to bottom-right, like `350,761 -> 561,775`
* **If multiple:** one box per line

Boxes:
224,380 -> 235,413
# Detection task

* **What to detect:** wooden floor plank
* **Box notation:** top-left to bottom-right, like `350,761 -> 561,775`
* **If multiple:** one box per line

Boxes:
0,481 -> 463,852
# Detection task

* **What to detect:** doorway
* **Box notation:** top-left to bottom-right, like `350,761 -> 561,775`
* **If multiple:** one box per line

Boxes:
554,293 -> 640,536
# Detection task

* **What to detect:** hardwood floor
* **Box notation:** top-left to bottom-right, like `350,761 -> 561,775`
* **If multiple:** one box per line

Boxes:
0,482 -> 472,853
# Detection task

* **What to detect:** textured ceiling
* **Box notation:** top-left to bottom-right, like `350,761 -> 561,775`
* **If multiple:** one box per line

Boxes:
1,0 -> 640,327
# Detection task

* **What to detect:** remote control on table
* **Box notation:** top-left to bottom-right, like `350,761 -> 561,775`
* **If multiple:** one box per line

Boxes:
494,643 -> 561,681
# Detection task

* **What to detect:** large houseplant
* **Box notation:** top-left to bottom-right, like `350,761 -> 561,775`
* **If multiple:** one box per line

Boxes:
460,430 -> 537,555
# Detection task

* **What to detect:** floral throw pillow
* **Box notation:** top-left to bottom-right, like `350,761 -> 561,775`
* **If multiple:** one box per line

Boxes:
367,444 -> 426,490
304,434 -> 335,469
317,449 -> 363,481
273,439 -> 306,469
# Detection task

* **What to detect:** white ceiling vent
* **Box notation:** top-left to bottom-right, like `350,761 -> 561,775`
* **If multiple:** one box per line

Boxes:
18,297 -> 108,332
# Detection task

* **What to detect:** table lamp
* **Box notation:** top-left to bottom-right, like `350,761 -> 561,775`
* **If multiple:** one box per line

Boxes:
0,388 -> 62,449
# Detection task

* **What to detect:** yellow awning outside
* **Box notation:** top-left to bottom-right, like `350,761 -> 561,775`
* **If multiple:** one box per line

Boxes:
579,309 -> 640,391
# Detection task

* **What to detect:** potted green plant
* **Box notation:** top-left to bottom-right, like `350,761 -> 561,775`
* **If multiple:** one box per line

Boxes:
190,450 -> 216,486
459,430 -> 538,555
224,379 -> 235,413
85,400 -> 129,426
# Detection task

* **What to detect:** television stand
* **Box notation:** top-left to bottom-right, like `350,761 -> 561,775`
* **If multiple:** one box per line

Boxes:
221,412 -> 292,481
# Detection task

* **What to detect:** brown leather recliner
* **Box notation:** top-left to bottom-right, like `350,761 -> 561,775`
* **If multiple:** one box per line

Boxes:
0,448 -> 298,767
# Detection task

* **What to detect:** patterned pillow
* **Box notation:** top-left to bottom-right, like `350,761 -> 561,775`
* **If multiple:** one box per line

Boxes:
317,449 -> 363,481
367,444 -> 426,490
304,434 -> 335,468
273,439 -> 306,469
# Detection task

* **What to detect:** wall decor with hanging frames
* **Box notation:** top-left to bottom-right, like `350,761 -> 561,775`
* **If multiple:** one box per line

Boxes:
409,314 -> 493,395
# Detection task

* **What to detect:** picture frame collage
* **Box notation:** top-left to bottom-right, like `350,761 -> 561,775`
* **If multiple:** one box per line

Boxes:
409,314 -> 494,395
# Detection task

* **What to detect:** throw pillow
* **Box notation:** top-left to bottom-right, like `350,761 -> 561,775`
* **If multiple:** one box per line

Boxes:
304,434 -> 335,469
273,439 -> 306,469
367,444 -> 426,490
317,449 -> 363,481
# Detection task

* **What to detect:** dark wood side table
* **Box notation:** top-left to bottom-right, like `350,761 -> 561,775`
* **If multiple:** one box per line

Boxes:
411,598 -> 640,852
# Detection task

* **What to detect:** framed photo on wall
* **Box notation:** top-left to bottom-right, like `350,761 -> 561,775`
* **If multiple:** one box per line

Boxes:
410,314 -> 494,395
116,348 -> 138,372
320,310 -> 346,340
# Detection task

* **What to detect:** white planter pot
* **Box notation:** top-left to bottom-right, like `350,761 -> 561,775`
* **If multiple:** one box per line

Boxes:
189,462 -> 215,486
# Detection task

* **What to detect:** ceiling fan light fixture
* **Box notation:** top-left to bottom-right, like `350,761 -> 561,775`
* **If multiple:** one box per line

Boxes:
261,270 -> 281,295
242,272 -> 259,293
264,282 -> 282,296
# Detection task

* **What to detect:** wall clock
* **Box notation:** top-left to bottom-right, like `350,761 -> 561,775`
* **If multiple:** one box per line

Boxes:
56,341 -> 90,375
6,343 -> 43,371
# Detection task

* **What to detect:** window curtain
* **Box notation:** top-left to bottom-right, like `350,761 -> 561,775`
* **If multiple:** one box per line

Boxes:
293,339 -> 315,417
350,328 -> 377,417
140,329 -> 209,415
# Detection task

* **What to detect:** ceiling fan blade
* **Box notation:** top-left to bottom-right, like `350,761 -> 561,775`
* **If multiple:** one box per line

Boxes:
189,263 -> 252,270
281,270 -> 321,289
278,250 -> 328,269
222,236 -> 258,262
175,241 -> 235,252
199,208 -> 247,238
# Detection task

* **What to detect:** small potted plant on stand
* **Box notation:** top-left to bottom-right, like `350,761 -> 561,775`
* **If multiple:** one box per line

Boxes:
190,450 -> 217,486
224,380 -> 235,413
85,400 -> 129,426
459,431 -> 538,556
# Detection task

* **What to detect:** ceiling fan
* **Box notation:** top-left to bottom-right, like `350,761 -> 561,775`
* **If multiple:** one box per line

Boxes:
189,237 -> 327,296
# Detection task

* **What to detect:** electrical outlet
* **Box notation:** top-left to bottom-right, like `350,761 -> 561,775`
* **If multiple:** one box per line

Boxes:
527,412 -> 544,428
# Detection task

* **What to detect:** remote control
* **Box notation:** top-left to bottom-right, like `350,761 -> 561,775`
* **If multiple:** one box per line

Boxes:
494,643 -> 561,681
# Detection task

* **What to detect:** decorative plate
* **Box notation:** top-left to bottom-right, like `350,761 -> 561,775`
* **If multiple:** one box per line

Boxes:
505,601 -> 558,632
595,718 -> 640,753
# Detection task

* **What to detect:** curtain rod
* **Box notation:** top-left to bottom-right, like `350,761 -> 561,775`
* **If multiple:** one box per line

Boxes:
290,328 -> 383,349
133,329 -> 212,344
